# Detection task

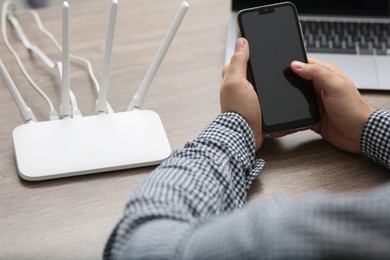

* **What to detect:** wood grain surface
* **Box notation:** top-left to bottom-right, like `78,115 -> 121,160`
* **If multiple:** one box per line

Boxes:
0,0 -> 389,259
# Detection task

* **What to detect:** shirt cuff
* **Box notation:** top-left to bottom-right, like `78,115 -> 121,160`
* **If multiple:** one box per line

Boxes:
197,112 -> 265,189
361,109 -> 390,169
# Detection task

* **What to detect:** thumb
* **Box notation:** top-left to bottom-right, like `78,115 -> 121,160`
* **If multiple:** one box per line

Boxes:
228,38 -> 249,79
290,60 -> 329,81
290,60 -> 339,93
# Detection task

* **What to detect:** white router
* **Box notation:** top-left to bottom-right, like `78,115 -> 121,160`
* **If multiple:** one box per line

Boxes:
1,1 -> 189,181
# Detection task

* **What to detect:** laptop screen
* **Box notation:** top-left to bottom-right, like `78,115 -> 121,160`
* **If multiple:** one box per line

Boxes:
232,0 -> 390,17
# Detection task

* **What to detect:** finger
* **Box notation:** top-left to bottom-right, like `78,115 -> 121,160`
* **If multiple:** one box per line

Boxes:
290,60 -> 345,88
290,61 -> 330,80
292,60 -> 355,96
291,60 -> 346,97
226,38 -> 250,80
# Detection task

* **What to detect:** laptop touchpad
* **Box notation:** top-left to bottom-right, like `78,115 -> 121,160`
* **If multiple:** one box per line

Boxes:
374,56 -> 390,90
308,53 -> 379,89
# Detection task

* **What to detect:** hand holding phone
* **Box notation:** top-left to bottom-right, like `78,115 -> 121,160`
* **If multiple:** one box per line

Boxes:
291,59 -> 375,153
237,2 -> 319,134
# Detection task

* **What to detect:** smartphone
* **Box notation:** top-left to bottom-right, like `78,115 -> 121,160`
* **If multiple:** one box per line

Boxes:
237,2 -> 319,134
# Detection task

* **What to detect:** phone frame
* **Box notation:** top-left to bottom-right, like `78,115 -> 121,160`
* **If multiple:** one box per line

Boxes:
237,2 -> 319,134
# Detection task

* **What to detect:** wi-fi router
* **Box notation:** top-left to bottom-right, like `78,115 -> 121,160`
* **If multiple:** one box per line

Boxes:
2,1 -> 189,181
13,110 -> 171,181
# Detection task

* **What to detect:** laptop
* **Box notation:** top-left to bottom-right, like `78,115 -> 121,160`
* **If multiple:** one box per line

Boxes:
226,0 -> 390,90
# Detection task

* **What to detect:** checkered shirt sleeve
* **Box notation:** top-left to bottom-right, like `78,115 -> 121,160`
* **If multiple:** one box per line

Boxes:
361,109 -> 390,169
104,112 -> 264,259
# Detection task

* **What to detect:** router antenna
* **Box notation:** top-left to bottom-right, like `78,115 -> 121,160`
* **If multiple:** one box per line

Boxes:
60,1 -> 71,118
29,9 -> 113,114
96,0 -> 118,114
127,1 -> 189,111
0,59 -> 36,123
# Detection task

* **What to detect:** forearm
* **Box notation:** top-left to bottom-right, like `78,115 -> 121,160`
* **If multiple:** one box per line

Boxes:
181,187 -> 390,259
104,113 -> 264,259
107,182 -> 390,259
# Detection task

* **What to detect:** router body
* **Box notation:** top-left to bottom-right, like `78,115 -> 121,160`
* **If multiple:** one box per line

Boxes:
12,110 -> 171,181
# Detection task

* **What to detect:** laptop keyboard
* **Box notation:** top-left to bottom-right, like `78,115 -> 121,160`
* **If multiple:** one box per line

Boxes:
300,20 -> 390,55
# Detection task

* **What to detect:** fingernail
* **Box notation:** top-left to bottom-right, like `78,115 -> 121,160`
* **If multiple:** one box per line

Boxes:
292,61 -> 305,69
235,38 -> 245,51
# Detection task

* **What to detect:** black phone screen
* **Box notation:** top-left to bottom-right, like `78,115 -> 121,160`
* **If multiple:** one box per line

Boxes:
238,2 -> 319,133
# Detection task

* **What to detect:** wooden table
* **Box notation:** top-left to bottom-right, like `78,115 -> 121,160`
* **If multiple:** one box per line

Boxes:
0,0 -> 389,258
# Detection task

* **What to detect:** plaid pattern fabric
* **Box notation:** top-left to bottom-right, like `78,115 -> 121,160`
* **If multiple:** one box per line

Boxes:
361,109 -> 390,168
104,110 -> 390,260
104,113 -> 264,259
